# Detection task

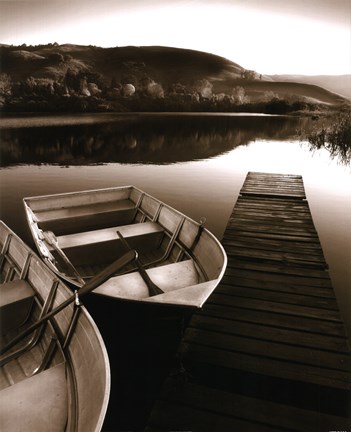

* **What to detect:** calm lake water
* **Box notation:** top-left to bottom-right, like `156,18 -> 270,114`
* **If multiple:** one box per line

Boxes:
1,112 -> 350,327
0,112 -> 350,428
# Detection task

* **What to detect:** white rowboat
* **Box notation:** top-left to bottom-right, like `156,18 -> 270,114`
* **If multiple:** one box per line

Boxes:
24,186 -> 227,308
0,221 -> 111,431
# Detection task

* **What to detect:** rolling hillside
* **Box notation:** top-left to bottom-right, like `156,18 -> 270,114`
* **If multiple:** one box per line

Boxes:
269,74 -> 351,100
0,44 -> 243,84
0,43 -> 348,110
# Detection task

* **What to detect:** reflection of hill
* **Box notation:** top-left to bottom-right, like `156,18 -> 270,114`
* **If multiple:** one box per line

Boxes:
0,114 -> 305,167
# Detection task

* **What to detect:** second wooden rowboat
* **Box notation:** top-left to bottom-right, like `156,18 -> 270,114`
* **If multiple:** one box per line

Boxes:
0,220 -> 110,432
23,186 -> 227,308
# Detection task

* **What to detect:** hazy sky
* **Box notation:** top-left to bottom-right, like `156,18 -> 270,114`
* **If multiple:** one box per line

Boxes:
1,0 -> 350,75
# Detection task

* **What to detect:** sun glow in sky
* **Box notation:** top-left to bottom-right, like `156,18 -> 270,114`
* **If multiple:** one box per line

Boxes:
1,0 -> 350,75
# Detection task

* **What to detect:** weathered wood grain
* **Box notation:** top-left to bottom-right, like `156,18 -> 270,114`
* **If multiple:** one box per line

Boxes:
147,172 -> 351,431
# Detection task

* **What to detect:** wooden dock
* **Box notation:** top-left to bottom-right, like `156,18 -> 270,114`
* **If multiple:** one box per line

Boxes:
146,172 -> 351,432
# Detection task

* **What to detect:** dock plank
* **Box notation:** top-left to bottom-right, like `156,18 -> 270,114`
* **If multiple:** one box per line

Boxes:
179,341 -> 350,390
189,315 -> 350,353
147,172 -> 351,431
201,303 -> 347,337
216,284 -> 339,310
182,328 -> 351,372
206,293 -> 343,322
223,266 -> 333,288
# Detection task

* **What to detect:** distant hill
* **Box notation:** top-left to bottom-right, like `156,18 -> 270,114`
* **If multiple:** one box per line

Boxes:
0,43 -> 243,84
218,79 -> 348,105
269,74 -> 351,100
0,43 -> 348,111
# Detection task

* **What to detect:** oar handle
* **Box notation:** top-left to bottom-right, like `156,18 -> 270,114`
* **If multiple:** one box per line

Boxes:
116,231 -> 164,297
0,249 -> 137,356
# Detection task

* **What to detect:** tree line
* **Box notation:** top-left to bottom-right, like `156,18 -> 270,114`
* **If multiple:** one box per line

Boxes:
0,68 -> 317,114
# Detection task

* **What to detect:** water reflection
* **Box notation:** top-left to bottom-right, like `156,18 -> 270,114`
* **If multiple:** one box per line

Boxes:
0,114 -> 306,166
0,113 -> 350,337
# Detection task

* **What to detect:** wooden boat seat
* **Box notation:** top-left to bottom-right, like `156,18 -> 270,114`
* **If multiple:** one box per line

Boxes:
53,222 -> 165,266
0,363 -> 68,432
0,280 -> 35,335
36,199 -> 136,235
94,259 -> 200,300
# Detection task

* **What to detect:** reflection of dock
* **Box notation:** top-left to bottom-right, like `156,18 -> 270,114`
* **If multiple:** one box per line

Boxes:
147,172 -> 351,431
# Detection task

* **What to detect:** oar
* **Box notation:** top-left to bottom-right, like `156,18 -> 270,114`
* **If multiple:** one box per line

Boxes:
42,231 -> 86,286
116,230 -> 164,297
0,249 -> 137,355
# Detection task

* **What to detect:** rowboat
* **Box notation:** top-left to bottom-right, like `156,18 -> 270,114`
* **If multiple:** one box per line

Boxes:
23,186 -> 227,308
0,220 -> 111,431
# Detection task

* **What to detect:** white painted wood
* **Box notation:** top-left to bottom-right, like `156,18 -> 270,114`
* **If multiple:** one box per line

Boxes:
36,199 -> 134,223
23,185 -> 227,305
94,260 -> 198,300
0,280 -> 35,334
0,280 -> 34,307
0,363 -> 68,432
0,221 -> 111,432
143,280 -> 217,308
24,186 -> 132,212
56,222 -> 163,250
